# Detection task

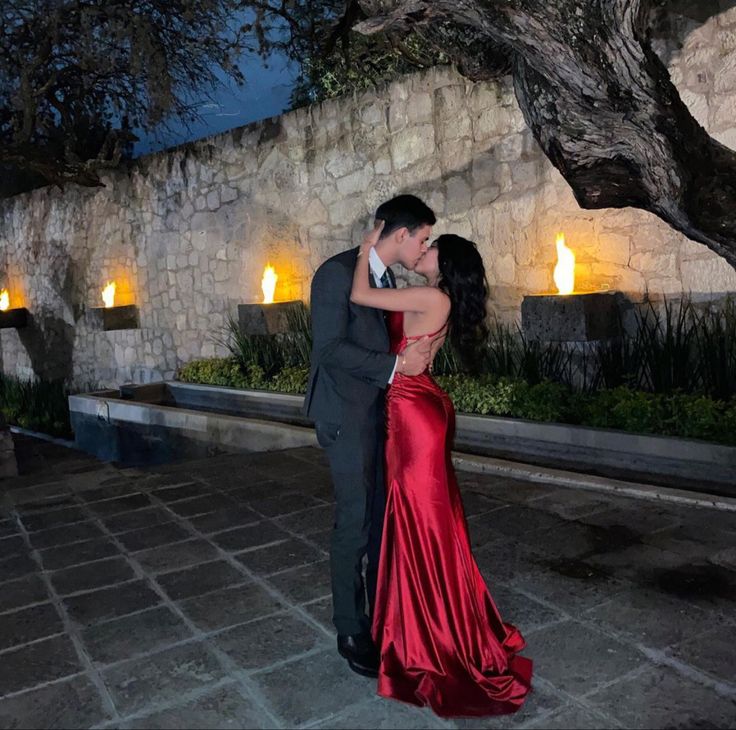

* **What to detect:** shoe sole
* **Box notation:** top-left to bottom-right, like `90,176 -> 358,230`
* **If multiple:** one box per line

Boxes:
338,648 -> 379,678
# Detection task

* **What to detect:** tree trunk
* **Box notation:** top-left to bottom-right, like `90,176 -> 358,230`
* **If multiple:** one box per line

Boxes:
356,0 -> 736,270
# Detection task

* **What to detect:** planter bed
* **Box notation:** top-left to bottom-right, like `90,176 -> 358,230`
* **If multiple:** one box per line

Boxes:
69,381 -> 736,494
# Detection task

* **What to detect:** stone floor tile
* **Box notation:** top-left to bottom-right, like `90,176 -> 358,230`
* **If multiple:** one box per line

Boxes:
669,624 -> 736,685
481,505 -> 569,543
314,697 -> 446,729
582,505 -> 682,536
459,491 -> 507,519
224,480 -> 293,503
150,482 -> 212,502
307,529 -> 331,555
38,537 -> 121,570
0,519 -> 19,538
235,538 -> 324,576
28,521 -> 106,549
488,584 -> 565,635
79,483 -> 140,504
120,683 -> 275,729
117,522 -> 194,552
524,489 -> 614,521
0,534 -> 26,557
185,505 -> 261,534
473,539 -> 544,587
156,560 -> 245,601
525,704 -> 616,729
0,553 -> 37,583
19,506 -> 87,532
514,557 -> 631,614
87,493 -> 153,517
166,494 -> 240,518
0,674 -> 112,729
583,588 -> 726,650
587,664 -> 736,729
101,641 -> 226,716
17,494 -> 79,514
250,453 -> 324,483
252,649 -> 374,727
585,544 -> 688,585
63,580 -> 162,626
81,605 -> 192,665
0,602 -> 64,651
178,582 -> 283,632
265,560 -> 331,604
50,556 -> 136,596
275,504 -> 334,536
0,635 -> 82,695
213,612 -> 326,671
465,516 -> 508,551
526,621 -> 646,697
133,538 -> 219,574
461,477 -> 556,505
0,573 -> 49,612
211,521 -> 289,553
247,492 -> 324,518
102,507 -> 173,533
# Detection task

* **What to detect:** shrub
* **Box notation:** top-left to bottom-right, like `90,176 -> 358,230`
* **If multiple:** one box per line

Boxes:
0,374 -> 72,438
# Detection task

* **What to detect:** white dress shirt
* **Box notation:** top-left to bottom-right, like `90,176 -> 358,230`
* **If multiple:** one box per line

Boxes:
368,248 -> 399,383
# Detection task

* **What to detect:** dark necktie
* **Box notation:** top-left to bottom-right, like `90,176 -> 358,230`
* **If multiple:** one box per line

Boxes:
380,270 -> 393,289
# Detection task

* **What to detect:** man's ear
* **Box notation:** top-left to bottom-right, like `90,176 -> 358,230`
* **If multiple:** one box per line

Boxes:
394,226 -> 409,244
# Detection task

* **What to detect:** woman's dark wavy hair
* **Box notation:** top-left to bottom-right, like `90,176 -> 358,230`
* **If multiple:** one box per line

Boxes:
435,234 -> 489,371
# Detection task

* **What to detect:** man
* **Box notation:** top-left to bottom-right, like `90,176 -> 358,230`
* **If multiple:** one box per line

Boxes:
305,194 -> 436,677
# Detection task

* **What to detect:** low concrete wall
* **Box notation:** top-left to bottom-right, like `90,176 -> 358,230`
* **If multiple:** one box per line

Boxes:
69,382 -> 736,492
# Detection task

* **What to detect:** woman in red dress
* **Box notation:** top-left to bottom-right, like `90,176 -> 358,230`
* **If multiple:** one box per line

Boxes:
350,221 -> 533,718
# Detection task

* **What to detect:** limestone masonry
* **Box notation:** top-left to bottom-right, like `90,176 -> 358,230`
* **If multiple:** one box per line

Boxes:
2,9 -> 736,387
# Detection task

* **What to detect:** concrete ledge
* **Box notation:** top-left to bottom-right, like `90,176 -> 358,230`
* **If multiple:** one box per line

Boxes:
452,453 -> 736,512
68,381 -> 736,494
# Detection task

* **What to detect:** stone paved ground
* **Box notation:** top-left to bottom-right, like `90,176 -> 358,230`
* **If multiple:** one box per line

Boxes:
1,435 -> 735,729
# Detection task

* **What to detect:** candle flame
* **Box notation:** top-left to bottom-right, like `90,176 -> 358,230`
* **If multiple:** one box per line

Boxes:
261,264 -> 278,304
0,289 -> 8,312
102,281 -> 116,308
553,233 -> 575,295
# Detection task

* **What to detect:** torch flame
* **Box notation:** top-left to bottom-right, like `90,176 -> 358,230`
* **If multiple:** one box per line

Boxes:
261,264 -> 278,304
102,281 -> 116,308
0,289 -> 8,312
553,233 -> 575,295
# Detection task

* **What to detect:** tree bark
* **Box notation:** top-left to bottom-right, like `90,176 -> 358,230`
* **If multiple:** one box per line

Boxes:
355,0 -> 736,270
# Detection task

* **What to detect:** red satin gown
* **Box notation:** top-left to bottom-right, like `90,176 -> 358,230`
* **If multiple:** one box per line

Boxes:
372,311 -> 533,718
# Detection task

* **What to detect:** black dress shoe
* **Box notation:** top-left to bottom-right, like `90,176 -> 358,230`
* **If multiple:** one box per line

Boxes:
337,633 -> 380,678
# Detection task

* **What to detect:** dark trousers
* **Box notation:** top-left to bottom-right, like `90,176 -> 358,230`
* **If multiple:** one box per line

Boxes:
315,405 -> 386,636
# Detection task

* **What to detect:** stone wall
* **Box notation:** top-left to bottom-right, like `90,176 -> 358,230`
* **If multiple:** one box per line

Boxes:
2,7 -> 736,388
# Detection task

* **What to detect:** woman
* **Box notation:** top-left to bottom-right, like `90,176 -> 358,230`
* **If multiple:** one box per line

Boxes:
350,221 -> 533,718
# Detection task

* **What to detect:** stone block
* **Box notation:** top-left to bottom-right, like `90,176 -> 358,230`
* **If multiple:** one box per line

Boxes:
0,307 -> 29,329
237,300 -> 305,336
91,305 -> 140,331
521,292 -> 623,341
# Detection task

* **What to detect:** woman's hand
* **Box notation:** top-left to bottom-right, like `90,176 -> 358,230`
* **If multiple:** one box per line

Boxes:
359,218 -> 385,257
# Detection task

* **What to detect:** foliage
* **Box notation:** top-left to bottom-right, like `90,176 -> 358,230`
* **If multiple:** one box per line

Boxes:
1,0 -> 253,190
0,374 -> 72,438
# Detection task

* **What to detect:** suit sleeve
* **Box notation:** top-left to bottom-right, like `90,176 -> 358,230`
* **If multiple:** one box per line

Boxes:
311,260 -> 396,389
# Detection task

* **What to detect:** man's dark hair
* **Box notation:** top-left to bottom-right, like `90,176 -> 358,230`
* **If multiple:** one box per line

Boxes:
375,195 -> 436,238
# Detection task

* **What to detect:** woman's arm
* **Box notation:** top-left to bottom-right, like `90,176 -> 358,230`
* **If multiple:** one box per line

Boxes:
350,221 -> 445,313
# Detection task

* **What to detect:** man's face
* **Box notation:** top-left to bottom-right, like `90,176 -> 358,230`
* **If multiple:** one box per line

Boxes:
397,224 -> 432,270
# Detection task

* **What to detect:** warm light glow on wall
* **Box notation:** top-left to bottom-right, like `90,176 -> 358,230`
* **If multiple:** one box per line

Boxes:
553,233 -> 575,295
102,281 -> 116,308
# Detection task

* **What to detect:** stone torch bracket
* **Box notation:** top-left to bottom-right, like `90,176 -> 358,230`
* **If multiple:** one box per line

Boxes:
0,308 -> 29,329
91,305 -> 140,331
521,292 -> 623,342
238,301 -> 304,336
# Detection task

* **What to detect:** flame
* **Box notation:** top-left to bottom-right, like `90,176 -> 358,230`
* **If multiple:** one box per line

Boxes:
102,281 -> 116,308
553,233 -> 575,295
261,264 -> 278,304
0,289 -> 9,312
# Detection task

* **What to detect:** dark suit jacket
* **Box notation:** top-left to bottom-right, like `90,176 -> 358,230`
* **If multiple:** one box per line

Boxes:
304,247 -> 396,426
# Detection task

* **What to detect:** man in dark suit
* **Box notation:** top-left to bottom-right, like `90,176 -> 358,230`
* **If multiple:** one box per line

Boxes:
305,195 -> 436,677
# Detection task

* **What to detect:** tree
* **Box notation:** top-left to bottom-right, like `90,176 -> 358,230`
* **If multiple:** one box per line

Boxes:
340,0 -> 736,270
1,0 -> 253,190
